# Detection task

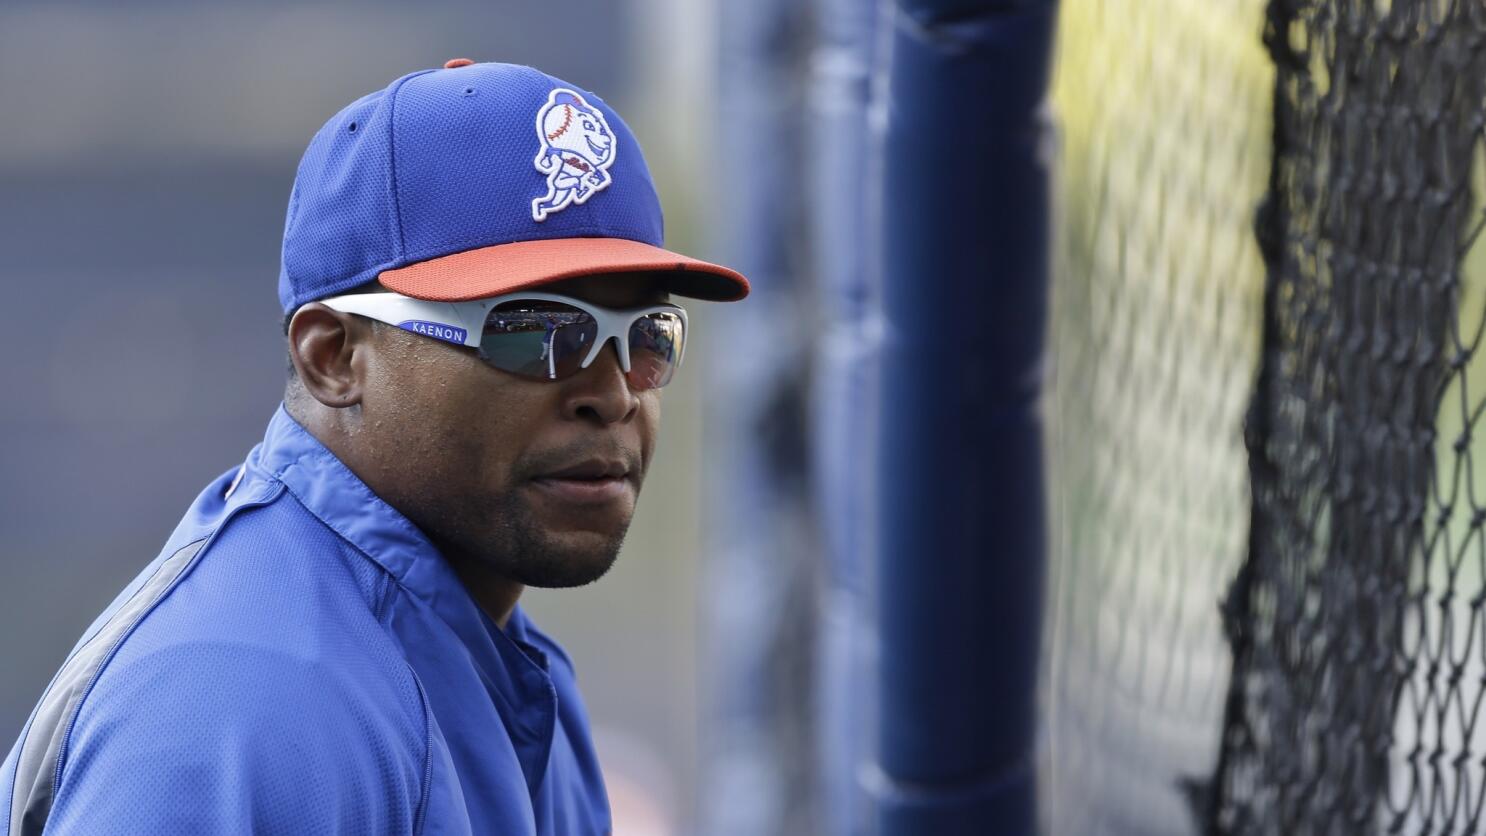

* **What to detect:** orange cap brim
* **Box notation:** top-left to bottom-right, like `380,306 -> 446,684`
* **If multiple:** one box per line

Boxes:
378,237 -> 750,302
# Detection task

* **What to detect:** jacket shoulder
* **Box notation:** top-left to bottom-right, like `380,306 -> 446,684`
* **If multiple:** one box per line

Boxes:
9,491 -> 430,835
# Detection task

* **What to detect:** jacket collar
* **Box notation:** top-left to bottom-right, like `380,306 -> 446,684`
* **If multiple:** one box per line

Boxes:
248,406 -> 537,650
252,406 -> 446,589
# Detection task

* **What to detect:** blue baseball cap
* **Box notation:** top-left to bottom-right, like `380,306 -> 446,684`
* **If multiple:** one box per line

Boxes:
278,59 -> 749,315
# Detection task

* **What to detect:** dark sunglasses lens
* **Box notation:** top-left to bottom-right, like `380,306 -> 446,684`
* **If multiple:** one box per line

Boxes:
628,312 -> 684,390
481,302 -> 597,380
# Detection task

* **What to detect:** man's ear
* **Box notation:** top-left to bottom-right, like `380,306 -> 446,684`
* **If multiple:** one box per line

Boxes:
287,304 -> 369,409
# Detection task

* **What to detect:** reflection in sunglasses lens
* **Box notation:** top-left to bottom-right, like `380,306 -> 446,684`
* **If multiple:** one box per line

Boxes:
481,302 -> 596,380
628,313 -> 683,390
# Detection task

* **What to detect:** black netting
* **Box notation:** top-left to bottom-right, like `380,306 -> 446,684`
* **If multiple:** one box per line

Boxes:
1212,2 -> 1486,833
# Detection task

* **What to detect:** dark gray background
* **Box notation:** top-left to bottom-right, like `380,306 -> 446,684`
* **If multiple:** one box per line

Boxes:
0,2 -> 720,831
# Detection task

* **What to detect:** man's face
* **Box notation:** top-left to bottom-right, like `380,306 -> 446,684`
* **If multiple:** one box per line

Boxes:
351,274 -> 666,588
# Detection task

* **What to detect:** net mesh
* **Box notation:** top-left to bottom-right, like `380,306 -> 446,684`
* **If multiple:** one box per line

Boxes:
1211,2 -> 1486,834
1040,0 -> 1271,833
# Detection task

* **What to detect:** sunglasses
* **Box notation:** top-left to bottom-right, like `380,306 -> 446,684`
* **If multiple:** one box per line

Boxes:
316,290 -> 688,390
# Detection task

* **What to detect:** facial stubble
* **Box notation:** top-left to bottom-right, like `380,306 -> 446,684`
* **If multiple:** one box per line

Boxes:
427,476 -> 636,590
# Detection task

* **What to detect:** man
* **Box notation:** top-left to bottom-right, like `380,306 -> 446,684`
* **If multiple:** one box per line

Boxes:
0,59 -> 748,835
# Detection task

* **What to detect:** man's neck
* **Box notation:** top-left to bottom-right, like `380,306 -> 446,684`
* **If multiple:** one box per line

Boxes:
441,548 -> 525,630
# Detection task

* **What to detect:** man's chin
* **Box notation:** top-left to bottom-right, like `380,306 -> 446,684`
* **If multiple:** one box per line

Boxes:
512,533 -> 622,588
471,489 -> 634,587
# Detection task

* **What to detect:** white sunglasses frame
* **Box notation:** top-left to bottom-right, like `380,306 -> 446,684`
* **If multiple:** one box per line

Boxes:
315,290 -> 689,382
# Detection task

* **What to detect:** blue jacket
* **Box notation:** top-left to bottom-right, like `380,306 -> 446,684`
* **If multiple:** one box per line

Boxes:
1,407 -> 611,835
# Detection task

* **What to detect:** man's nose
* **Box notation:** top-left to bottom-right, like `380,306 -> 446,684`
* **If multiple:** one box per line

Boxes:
561,339 -> 639,425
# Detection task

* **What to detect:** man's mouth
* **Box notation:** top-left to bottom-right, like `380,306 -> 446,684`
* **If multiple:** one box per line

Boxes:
530,458 -> 633,505
587,136 -> 610,157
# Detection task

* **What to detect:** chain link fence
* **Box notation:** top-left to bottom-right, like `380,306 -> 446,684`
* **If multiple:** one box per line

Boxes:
1040,0 -> 1271,832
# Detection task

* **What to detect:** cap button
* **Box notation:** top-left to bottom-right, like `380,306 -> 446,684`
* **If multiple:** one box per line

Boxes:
443,58 -> 475,69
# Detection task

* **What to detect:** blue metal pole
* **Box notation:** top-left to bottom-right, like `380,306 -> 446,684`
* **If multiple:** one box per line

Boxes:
870,1 -> 1057,832
809,0 -> 881,832
705,1 -> 819,834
